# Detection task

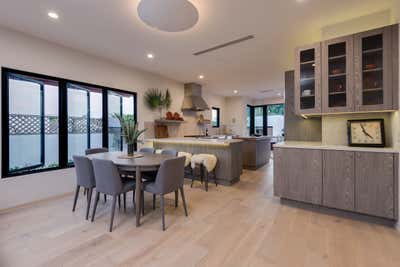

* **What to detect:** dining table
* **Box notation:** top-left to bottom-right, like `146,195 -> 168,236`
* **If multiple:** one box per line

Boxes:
87,151 -> 175,227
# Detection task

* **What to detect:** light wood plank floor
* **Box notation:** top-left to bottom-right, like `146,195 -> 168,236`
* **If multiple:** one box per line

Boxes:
1,162 -> 400,267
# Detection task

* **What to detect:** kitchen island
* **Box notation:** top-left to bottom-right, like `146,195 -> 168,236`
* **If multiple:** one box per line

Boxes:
146,138 -> 243,185
238,136 -> 271,169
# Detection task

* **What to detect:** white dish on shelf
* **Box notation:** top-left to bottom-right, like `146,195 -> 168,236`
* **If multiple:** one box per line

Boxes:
302,89 -> 312,96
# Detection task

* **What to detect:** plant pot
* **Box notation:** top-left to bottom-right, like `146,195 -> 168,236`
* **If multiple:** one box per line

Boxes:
127,144 -> 135,156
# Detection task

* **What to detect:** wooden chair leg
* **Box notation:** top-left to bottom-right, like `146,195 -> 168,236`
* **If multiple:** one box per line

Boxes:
160,194 -> 165,231
91,192 -> 100,222
118,195 -> 121,210
109,195 -> 117,232
85,188 -> 93,220
204,166 -> 209,192
153,194 -> 156,210
180,187 -> 188,217
175,190 -> 178,208
72,185 -> 80,212
141,191 -> 145,216
123,193 -> 127,213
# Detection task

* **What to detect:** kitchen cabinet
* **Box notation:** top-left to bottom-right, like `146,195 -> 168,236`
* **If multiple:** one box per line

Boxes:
273,144 -> 398,220
323,150 -> 355,211
322,36 -> 354,113
274,148 -> 322,205
354,26 -> 393,111
295,24 -> 399,115
294,43 -> 322,115
355,152 -> 397,219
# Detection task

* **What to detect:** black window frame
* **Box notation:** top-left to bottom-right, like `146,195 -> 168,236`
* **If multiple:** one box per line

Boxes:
211,107 -> 220,128
247,103 -> 284,136
1,67 -> 137,178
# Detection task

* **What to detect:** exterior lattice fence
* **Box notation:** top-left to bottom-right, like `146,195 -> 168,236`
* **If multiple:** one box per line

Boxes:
9,114 -> 102,135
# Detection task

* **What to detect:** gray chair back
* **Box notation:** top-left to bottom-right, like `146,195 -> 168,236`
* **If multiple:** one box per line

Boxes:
73,155 -> 96,188
92,159 -> 123,195
154,156 -> 185,194
85,147 -> 109,155
139,147 -> 155,154
161,149 -> 177,156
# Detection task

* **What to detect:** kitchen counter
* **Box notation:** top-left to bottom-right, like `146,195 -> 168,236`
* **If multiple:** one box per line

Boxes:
237,136 -> 271,169
147,137 -> 243,185
274,141 -> 399,153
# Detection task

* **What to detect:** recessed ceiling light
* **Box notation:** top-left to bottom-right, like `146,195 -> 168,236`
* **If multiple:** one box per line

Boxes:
48,11 -> 59,20
199,75 -> 204,79
147,53 -> 154,59
233,90 -> 238,94
296,0 -> 305,3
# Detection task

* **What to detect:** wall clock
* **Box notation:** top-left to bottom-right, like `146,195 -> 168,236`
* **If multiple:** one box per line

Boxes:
347,119 -> 385,147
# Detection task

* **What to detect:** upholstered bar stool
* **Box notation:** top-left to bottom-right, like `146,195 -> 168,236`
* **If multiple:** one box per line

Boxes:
178,151 -> 193,178
190,154 -> 218,191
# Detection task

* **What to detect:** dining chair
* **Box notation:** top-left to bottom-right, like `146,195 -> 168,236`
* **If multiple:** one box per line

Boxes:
160,149 -> 177,156
85,147 -> 109,155
139,147 -> 155,154
72,155 -> 96,220
143,156 -> 188,231
85,147 -> 109,203
91,158 -> 136,232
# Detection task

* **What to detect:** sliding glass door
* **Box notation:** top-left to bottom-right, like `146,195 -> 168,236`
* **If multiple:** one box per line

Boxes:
247,104 -> 284,137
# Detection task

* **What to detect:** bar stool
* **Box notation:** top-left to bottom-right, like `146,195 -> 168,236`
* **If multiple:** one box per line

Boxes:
178,151 -> 192,178
190,154 -> 218,191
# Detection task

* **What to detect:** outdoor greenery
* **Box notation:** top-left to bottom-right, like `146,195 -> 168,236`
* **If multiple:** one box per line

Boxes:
114,113 -> 146,145
267,104 -> 284,115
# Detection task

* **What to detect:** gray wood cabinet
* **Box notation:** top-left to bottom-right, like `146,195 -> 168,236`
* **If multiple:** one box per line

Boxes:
295,43 -> 322,115
274,148 -> 322,205
295,24 -> 399,115
355,152 -> 396,219
323,150 -> 355,211
322,36 -> 354,113
274,147 -> 398,220
354,26 -> 393,111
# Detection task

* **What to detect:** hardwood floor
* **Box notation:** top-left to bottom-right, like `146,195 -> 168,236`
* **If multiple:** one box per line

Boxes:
1,162 -> 400,267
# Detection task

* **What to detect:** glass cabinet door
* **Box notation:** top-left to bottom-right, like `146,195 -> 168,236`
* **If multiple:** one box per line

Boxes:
295,43 -> 321,114
355,26 -> 392,111
322,36 -> 353,112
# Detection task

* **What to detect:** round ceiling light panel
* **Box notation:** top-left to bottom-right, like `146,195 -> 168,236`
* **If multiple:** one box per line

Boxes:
138,0 -> 199,32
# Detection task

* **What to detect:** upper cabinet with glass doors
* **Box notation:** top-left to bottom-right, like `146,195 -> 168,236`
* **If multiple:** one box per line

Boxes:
295,24 -> 399,115
294,43 -> 322,115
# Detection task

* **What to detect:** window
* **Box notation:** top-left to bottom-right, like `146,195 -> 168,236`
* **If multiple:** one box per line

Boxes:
3,73 -> 59,175
67,83 -> 103,163
108,91 -> 135,152
211,107 -> 220,128
247,104 -> 285,136
1,68 -> 137,178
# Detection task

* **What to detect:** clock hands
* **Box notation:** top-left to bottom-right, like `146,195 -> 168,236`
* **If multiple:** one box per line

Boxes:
360,124 -> 373,139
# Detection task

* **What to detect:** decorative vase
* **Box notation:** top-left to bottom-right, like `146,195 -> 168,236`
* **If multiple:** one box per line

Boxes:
127,143 -> 134,156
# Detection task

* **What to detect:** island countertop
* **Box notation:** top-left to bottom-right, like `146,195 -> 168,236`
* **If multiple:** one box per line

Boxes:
147,137 -> 243,147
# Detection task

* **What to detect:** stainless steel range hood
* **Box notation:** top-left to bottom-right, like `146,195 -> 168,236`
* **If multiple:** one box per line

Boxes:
181,83 -> 209,111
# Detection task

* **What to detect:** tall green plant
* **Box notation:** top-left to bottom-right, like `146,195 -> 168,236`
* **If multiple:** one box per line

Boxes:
114,114 -> 146,145
164,89 -> 172,110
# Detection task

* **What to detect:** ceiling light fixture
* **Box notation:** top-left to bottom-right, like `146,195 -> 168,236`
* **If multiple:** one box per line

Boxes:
138,0 -> 199,32
147,53 -> 154,59
199,75 -> 204,79
233,90 -> 238,94
48,11 -> 59,20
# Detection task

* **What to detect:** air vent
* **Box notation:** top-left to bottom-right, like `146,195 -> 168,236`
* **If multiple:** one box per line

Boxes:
193,35 -> 255,56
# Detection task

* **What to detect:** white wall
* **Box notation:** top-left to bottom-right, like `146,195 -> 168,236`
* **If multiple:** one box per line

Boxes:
225,96 -> 251,136
0,26 -> 226,210
251,97 -> 284,106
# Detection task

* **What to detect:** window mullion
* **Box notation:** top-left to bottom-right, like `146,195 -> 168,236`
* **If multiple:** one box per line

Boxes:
59,80 -> 68,168
40,83 -> 45,166
87,90 -> 91,149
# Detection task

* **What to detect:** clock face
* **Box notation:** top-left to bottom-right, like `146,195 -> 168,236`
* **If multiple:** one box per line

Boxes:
350,121 -> 383,145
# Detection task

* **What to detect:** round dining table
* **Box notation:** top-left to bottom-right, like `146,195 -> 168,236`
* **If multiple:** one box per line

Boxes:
87,151 -> 174,227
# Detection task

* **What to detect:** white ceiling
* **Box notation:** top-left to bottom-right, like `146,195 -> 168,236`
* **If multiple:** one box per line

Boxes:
0,0 -> 398,98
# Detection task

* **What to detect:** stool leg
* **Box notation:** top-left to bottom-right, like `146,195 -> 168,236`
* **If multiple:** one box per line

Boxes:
214,170 -> 218,186
190,167 -> 195,188
175,190 -> 178,208
204,166 -> 209,192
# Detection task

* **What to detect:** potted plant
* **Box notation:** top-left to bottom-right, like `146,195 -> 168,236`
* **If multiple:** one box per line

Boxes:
144,88 -> 172,119
114,113 -> 147,156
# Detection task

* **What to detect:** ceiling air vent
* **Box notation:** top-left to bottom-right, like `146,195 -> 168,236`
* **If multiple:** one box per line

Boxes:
193,35 -> 255,56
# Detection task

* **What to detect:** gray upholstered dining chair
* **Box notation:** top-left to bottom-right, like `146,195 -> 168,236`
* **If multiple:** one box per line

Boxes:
85,147 -> 109,202
72,155 -> 96,220
139,147 -> 155,154
160,149 -> 177,156
143,156 -> 188,231
91,158 -> 136,232
85,147 -> 109,155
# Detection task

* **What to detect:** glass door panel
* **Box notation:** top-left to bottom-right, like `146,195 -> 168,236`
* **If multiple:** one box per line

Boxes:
299,48 -> 316,110
328,42 -> 347,107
